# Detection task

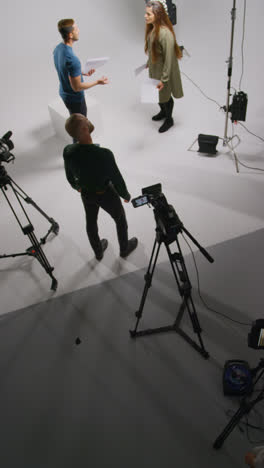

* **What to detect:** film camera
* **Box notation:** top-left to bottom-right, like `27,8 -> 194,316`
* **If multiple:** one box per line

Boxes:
0,131 -> 15,164
0,131 -> 15,185
132,183 -> 182,244
0,130 -> 59,290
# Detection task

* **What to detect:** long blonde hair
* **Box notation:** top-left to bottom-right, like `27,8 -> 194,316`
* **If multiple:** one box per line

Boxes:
144,1 -> 182,63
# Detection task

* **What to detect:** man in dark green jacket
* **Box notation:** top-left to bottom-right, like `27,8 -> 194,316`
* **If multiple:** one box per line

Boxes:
63,114 -> 138,260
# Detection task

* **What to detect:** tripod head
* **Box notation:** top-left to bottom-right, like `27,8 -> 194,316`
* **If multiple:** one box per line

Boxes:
132,183 -> 214,263
132,183 -> 182,244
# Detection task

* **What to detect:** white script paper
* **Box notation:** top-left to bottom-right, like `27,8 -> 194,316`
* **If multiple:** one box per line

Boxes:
134,63 -> 148,77
140,78 -> 159,103
83,57 -> 109,73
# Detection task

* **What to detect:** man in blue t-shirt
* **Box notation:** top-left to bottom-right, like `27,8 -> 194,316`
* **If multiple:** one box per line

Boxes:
53,18 -> 109,118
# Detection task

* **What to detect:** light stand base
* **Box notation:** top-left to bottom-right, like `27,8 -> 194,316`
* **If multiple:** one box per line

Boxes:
223,134 -> 241,173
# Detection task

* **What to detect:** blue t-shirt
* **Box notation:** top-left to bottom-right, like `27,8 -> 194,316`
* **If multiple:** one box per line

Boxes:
53,43 -> 84,102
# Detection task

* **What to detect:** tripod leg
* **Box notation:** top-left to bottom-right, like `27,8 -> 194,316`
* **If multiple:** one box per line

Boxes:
26,229 -> 58,291
214,381 -> 264,449
166,241 -> 209,358
213,405 -> 246,449
129,233 -> 209,358
213,397 -> 258,450
1,184 -> 58,290
9,178 -> 60,242
130,238 -> 161,337
178,296 -> 209,358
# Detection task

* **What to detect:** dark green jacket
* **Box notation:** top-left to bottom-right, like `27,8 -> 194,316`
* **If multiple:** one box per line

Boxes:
63,143 -> 130,200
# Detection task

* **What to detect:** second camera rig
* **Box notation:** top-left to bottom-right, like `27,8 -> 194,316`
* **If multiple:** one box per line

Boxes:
130,183 -> 214,358
0,131 -> 59,290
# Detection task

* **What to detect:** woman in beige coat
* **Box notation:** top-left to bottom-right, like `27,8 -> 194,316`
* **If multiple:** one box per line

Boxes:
145,0 -> 183,133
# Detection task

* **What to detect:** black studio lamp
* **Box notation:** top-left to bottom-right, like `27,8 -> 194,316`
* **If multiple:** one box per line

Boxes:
198,134 -> 219,155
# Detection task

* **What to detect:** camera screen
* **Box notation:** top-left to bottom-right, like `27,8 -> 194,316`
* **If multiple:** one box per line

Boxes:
132,195 -> 148,208
258,329 -> 264,347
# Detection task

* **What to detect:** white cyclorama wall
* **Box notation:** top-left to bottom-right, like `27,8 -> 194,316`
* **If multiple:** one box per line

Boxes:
1,0 -> 263,146
0,0 -> 145,147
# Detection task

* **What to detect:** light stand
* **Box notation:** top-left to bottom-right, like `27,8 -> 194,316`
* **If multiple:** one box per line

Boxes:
188,0 -> 242,172
223,0 -> 236,145
223,0 -> 240,172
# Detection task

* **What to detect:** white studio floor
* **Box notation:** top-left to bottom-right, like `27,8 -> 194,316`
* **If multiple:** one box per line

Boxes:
1,77 -> 263,314
0,1 -> 264,467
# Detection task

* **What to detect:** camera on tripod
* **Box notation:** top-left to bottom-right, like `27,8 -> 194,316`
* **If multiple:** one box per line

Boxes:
0,131 -> 15,164
0,130 -> 59,290
132,183 -> 182,244
130,182 -> 212,358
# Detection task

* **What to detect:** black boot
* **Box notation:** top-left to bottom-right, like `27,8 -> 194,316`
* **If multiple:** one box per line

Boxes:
120,237 -> 138,258
158,97 -> 174,133
95,238 -> 108,260
152,103 -> 166,121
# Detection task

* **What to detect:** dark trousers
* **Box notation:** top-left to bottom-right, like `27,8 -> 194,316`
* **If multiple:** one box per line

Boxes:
63,97 -> 87,117
81,185 -> 128,256
63,98 -> 87,143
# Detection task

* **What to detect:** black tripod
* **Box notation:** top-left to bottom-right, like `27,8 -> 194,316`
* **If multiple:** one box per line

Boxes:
130,213 -> 214,359
0,165 -> 59,291
213,359 -> 264,449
